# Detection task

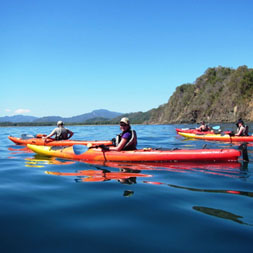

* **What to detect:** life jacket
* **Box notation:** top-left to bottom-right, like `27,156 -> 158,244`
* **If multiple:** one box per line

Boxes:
237,125 -> 249,136
55,127 -> 69,140
243,125 -> 249,136
115,130 -> 137,150
245,125 -> 249,136
200,125 -> 210,132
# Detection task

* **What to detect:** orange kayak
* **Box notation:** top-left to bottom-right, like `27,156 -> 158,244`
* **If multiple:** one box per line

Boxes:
8,135 -> 112,147
27,144 -> 241,162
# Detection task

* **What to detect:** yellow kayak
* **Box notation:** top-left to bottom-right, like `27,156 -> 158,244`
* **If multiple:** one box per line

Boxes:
178,132 -> 253,142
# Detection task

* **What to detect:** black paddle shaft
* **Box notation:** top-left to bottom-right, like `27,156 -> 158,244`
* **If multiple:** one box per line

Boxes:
238,143 -> 249,162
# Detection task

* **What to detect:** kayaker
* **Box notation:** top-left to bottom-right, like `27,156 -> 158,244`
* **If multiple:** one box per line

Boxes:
43,121 -> 74,140
105,117 -> 137,151
196,121 -> 210,132
235,119 -> 248,136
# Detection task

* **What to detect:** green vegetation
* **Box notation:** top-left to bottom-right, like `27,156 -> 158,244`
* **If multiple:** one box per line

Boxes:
1,65 -> 253,126
146,65 -> 253,124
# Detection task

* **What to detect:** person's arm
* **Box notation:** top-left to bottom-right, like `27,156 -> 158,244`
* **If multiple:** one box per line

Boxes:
67,130 -> 74,139
43,129 -> 56,139
235,127 -> 243,136
108,138 -> 128,151
196,125 -> 203,131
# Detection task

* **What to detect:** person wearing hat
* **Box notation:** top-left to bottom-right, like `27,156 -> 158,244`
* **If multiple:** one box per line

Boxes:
196,121 -> 210,132
235,119 -> 248,136
43,121 -> 74,141
106,117 -> 137,151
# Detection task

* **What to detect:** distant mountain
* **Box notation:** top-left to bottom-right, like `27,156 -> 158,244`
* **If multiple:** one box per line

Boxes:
0,109 -> 123,123
0,115 -> 38,123
65,109 -> 122,123
33,116 -> 65,123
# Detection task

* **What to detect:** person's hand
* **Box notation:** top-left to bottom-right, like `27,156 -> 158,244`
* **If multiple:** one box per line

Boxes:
100,144 -> 110,151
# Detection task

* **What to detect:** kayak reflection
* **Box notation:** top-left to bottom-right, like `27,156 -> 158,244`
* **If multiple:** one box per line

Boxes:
44,161 -> 243,183
45,167 -> 152,183
84,160 -> 243,176
8,146 -> 33,154
143,163 -> 252,198
25,154 -> 75,168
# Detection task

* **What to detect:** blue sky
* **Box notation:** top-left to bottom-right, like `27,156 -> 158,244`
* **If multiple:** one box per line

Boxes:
0,0 -> 252,117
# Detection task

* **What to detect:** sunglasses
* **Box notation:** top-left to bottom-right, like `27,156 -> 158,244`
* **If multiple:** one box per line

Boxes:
120,123 -> 128,127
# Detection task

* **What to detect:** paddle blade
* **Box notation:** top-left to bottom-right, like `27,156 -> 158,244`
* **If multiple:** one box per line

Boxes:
21,134 -> 35,140
73,145 -> 88,155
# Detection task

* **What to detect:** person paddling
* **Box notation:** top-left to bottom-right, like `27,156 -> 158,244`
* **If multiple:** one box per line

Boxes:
105,117 -> 137,151
235,119 -> 248,136
196,121 -> 211,132
43,121 -> 74,141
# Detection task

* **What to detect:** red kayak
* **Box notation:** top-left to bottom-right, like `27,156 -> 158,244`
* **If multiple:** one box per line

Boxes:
8,135 -> 113,147
27,144 -> 242,162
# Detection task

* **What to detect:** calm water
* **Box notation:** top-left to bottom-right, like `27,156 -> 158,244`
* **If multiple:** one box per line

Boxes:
1,124 -> 253,252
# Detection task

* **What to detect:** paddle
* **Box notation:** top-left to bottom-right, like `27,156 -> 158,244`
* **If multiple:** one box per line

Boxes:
73,145 -> 89,155
21,134 -> 36,140
21,133 -> 47,140
238,143 -> 249,162
73,144 -> 109,155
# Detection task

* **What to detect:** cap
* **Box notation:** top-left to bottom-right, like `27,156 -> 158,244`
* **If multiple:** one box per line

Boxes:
120,117 -> 130,125
57,121 -> 64,126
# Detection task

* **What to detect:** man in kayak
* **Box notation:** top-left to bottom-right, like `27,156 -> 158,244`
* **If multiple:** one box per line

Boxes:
43,121 -> 74,141
196,121 -> 211,132
235,119 -> 248,136
105,117 -> 137,151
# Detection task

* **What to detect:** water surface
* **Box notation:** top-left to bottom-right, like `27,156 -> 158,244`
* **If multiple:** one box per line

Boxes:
1,124 -> 253,252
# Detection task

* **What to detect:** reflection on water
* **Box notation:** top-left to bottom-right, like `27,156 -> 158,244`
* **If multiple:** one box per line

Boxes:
143,175 -> 253,198
25,155 -> 75,167
193,206 -> 252,226
42,158 -> 247,183
2,125 -> 253,252
45,167 -> 152,183
166,183 -> 253,197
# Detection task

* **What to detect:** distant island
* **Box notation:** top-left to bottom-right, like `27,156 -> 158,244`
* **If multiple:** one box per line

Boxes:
1,65 -> 253,126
